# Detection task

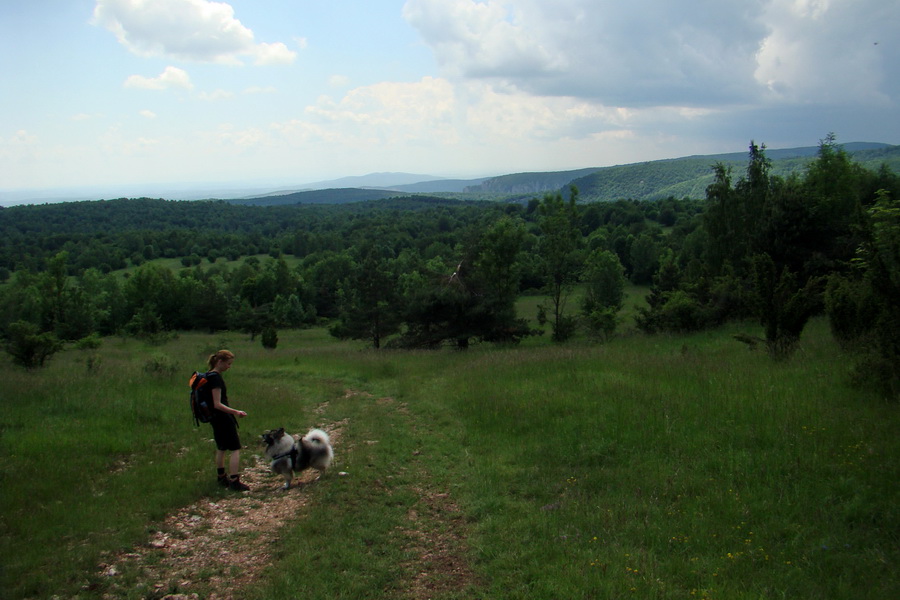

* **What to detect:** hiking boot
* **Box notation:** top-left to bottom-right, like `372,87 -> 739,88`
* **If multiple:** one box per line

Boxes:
228,476 -> 250,491
217,475 -> 230,487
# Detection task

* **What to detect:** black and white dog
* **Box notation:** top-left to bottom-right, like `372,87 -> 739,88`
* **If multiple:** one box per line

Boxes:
261,428 -> 334,489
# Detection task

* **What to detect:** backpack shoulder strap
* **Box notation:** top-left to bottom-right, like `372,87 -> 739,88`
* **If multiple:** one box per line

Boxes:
190,371 -> 209,390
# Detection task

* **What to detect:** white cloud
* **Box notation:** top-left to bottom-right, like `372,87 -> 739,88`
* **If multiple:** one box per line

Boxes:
272,77 -> 641,168
462,83 -> 630,142
124,66 -> 194,90
301,77 -> 461,145
402,0 -> 564,79
403,0 -> 768,107
403,0 -> 900,110
253,42 -> 296,66
139,109 -> 157,119
92,0 -> 296,65
257,73 -> 805,178
754,0 -> 900,105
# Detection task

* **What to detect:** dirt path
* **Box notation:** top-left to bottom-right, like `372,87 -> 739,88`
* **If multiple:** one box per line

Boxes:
95,393 -> 475,600
97,423 -> 344,600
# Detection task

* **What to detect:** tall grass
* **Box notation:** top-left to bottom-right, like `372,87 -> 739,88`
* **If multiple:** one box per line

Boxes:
434,322 -> 899,598
1,320 -> 897,599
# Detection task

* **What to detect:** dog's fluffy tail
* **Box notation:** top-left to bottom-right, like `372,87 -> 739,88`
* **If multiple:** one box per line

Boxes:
305,428 -> 334,470
305,428 -> 330,446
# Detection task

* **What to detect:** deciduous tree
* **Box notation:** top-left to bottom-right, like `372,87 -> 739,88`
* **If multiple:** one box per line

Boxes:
537,187 -> 583,342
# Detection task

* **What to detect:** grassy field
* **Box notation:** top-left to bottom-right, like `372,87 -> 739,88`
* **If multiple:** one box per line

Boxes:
1,318 -> 898,599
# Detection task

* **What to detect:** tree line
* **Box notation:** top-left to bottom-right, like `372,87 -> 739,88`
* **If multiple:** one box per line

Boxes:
0,192 -> 688,343
2,136 -> 898,396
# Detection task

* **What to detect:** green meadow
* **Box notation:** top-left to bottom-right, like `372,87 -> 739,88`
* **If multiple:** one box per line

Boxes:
1,318 -> 898,599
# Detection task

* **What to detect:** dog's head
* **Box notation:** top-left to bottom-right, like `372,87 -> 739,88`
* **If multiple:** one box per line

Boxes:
260,427 -> 286,447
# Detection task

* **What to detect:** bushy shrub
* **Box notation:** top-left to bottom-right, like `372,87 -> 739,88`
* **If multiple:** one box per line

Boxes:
551,314 -> 578,343
144,352 -> 177,376
584,307 -> 619,342
75,333 -> 103,351
824,274 -> 878,348
4,321 -> 63,369
261,327 -> 278,349
657,291 -> 712,333
703,274 -> 750,323
636,290 -> 712,334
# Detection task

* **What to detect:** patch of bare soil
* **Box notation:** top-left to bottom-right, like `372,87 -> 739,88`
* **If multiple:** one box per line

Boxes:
96,424 -> 344,600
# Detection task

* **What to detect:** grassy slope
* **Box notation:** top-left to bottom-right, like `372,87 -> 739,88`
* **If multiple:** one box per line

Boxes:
1,318 -> 898,599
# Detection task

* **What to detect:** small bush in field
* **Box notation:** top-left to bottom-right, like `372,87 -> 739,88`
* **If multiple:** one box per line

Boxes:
75,333 -> 103,350
5,320 -> 63,369
261,327 -> 278,349
144,351 -> 177,375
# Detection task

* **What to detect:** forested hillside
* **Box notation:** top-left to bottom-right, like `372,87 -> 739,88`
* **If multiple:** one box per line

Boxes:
2,138 -> 899,396
456,142 -> 900,202
234,187 -> 407,206
463,167 -> 602,195
573,143 -> 900,202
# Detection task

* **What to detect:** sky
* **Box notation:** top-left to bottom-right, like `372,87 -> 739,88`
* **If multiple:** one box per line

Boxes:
1,0 -> 899,201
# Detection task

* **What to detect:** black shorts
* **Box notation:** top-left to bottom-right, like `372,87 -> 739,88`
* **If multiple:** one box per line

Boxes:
210,415 -> 241,451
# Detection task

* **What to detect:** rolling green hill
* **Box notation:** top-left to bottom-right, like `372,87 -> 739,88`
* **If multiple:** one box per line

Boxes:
459,142 -> 900,202
231,187 -> 407,206
219,142 -> 899,206
571,143 -> 900,201
463,167 -> 602,195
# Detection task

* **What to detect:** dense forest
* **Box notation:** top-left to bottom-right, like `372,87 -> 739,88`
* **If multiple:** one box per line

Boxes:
2,136 -> 899,396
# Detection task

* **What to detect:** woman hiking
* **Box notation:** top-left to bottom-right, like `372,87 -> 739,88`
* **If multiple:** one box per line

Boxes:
206,350 -> 250,491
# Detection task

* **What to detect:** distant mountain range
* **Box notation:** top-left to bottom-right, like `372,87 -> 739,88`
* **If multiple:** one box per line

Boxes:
233,142 -> 899,206
4,142 -> 897,207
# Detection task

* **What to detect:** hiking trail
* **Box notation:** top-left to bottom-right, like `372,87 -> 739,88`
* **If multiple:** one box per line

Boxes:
94,392 -> 475,600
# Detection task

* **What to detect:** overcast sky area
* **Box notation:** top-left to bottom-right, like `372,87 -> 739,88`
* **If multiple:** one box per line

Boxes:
1,0 -> 898,201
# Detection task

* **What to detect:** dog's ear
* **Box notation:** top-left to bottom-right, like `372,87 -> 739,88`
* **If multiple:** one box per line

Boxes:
275,427 -> 285,439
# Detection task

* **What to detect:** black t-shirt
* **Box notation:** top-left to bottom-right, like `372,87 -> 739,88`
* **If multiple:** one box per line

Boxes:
205,371 -> 229,414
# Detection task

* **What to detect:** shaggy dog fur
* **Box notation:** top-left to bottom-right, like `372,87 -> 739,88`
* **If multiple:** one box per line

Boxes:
261,428 -> 333,489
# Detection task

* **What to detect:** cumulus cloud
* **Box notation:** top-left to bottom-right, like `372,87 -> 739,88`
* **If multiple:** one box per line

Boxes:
124,66 -> 193,90
754,0 -> 900,105
92,0 -> 296,65
253,42 -> 296,66
403,0 -> 899,109
403,0 -> 767,107
261,76 -> 681,176
139,109 -> 157,119
276,77 -> 634,156
301,77 -> 461,146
